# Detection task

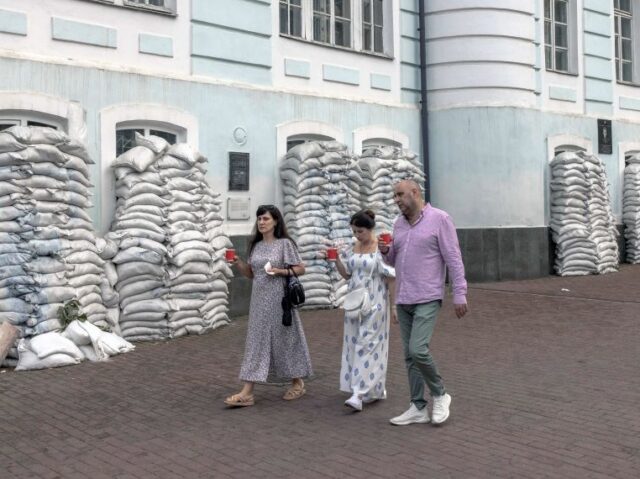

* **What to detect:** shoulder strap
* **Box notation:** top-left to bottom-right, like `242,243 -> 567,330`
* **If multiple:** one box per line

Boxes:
286,265 -> 298,278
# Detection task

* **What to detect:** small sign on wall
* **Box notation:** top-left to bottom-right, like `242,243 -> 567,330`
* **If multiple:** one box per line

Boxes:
229,152 -> 250,191
227,197 -> 251,221
597,119 -> 612,155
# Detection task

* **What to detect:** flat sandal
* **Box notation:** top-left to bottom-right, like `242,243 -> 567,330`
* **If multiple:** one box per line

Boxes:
283,383 -> 306,401
224,393 -> 255,407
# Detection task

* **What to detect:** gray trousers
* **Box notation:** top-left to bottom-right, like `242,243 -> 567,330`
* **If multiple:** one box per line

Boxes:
397,301 -> 445,410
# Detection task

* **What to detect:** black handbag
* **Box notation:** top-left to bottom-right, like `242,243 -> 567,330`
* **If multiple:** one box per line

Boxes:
281,266 -> 305,327
286,266 -> 305,306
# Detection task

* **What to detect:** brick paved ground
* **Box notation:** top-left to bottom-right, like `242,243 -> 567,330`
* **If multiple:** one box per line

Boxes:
1,265 -> 640,479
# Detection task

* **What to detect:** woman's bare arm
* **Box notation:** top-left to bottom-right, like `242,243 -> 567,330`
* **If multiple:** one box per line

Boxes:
272,263 -> 305,277
334,255 -> 350,281
232,257 -> 254,279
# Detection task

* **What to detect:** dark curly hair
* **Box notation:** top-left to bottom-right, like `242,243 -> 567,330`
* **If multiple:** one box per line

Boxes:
350,209 -> 376,230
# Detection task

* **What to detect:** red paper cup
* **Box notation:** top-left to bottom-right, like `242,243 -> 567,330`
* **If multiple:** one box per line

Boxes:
380,232 -> 392,245
225,248 -> 236,262
327,247 -> 338,261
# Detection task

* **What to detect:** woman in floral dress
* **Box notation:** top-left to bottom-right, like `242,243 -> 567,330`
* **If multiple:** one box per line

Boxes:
334,209 -> 395,411
225,205 -> 313,407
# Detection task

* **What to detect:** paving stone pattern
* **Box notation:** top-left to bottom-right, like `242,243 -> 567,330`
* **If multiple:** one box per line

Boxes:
2,266 -> 640,478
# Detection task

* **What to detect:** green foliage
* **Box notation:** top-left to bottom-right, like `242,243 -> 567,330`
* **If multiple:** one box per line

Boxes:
57,300 -> 87,328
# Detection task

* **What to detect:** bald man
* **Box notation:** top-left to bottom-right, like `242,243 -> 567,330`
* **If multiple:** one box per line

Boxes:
379,179 -> 468,426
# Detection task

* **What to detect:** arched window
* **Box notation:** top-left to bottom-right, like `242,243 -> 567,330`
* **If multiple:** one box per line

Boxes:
553,144 -> 587,155
353,126 -> 409,155
0,113 -> 65,131
99,104 -> 199,233
362,137 -> 402,149
0,92 -> 85,140
286,132 -> 335,152
115,122 -> 182,156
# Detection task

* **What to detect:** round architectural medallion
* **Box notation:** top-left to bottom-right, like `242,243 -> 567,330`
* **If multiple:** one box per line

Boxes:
233,126 -> 247,145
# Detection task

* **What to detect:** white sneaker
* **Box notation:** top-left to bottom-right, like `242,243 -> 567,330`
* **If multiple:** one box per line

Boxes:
389,403 -> 430,426
345,394 -> 363,411
431,393 -> 451,425
363,390 -> 386,404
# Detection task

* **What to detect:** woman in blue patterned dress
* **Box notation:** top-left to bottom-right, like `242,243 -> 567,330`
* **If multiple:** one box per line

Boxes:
225,205 -> 313,407
334,210 -> 395,411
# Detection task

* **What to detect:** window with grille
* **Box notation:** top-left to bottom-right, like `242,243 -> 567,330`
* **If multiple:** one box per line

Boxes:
312,0 -> 351,47
280,0 -> 303,37
544,0 -> 569,72
116,127 -> 177,156
362,0 -> 383,53
615,0 -> 633,83
279,1 -> 387,54
0,117 -> 61,131
286,134 -> 335,153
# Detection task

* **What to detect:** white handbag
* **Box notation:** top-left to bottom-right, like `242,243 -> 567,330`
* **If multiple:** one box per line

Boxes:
342,259 -> 375,317
343,287 -> 371,315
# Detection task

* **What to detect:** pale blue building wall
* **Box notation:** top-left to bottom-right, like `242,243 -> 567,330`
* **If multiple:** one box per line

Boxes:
0,56 -> 421,231
428,107 -> 640,228
3,0 -> 640,284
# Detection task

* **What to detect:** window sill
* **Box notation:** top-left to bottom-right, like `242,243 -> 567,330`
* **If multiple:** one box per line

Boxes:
545,68 -> 579,77
83,0 -> 177,17
279,34 -> 394,61
123,1 -> 175,16
616,80 -> 640,88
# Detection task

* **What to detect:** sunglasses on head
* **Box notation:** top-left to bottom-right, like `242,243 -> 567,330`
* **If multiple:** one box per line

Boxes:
258,204 -> 276,211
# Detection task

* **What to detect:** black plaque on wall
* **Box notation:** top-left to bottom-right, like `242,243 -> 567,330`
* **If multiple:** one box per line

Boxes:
597,119 -> 612,155
228,152 -> 250,191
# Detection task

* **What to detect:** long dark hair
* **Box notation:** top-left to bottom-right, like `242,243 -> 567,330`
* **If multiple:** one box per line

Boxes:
350,209 -> 376,230
247,205 -> 296,256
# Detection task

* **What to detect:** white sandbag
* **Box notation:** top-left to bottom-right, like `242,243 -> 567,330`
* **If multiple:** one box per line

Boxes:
112,146 -> 156,173
96,237 -> 118,260
97,331 -> 135,355
112,247 -> 164,265
15,346 -> 81,371
62,320 -> 92,346
29,331 -> 84,360
122,299 -> 170,315
116,261 -> 164,283
134,132 -> 169,155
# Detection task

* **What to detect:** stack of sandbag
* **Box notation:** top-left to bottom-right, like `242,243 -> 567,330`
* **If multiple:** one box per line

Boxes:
280,141 -> 359,309
107,134 -> 231,342
623,153 -> 640,263
358,146 -> 425,233
161,143 -> 232,337
582,152 -> 619,274
0,126 -> 112,367
549,151 -> 618,276
15,321 -> 134,371
107,137 -> 170,342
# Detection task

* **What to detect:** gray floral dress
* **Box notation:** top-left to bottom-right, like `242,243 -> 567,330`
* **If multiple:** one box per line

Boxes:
239,238 -> 313,382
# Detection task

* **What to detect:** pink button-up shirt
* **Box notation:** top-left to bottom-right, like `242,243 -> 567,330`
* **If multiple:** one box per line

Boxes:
383,204 -> 467,305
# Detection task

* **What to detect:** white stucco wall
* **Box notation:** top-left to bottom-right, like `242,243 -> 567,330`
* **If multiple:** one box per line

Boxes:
0,0 -> 190,75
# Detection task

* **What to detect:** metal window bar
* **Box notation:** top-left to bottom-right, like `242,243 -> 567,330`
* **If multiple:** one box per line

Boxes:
280,0 -> 302,37
544,0 -> 569,72
615,2 -> 633,82
362,0 -> 383,53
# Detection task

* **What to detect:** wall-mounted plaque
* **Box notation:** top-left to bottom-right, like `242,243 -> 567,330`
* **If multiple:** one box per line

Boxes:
597,119 -> 612,155
229,152 -> 250,191
227,197 -> 251,221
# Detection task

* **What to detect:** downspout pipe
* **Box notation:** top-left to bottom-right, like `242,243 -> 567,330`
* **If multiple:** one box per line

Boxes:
418,0 -> 430,203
